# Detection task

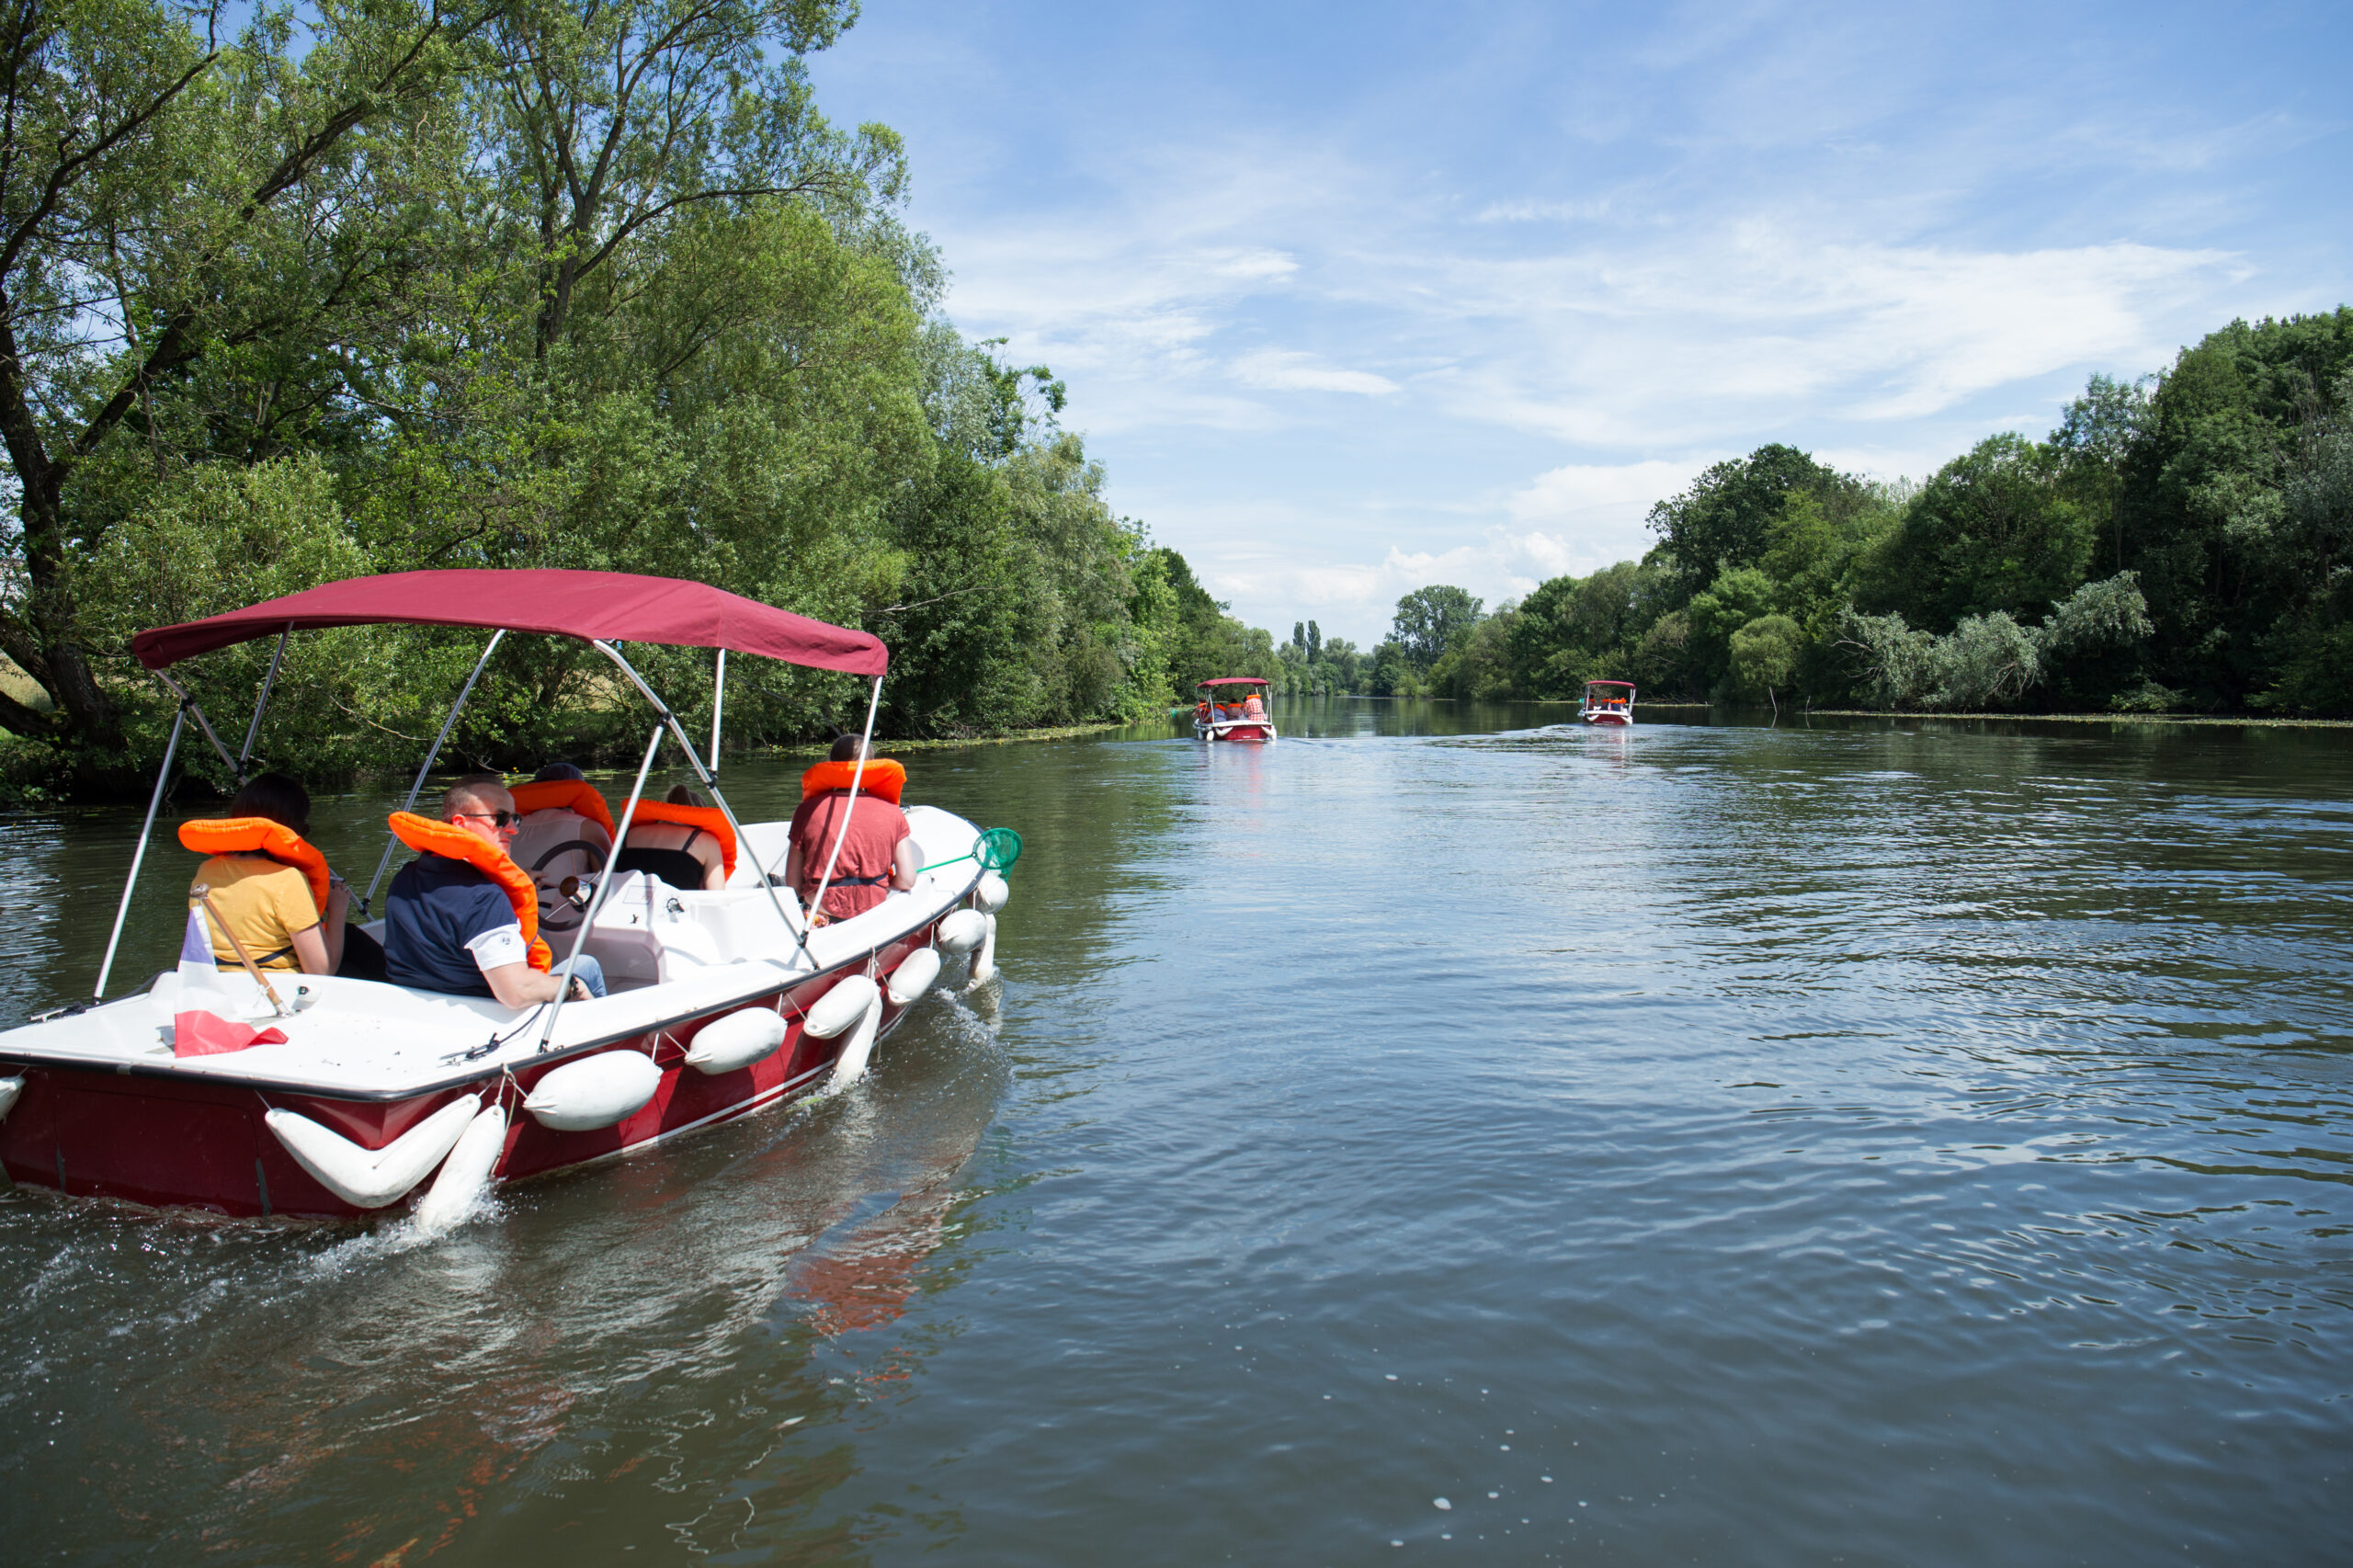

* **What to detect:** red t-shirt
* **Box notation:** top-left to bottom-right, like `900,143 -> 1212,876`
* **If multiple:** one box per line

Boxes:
789,791 -> 913,921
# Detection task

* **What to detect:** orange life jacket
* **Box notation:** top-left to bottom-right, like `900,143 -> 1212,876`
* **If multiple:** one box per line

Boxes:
800,758 -> 906,806
386,812 -> 552,971
621,800 -> 738,880
508,778 -> 616,838
177,817 -> 332,915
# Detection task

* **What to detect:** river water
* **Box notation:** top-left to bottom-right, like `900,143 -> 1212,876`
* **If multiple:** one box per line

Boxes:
3,699 -> 2349,1565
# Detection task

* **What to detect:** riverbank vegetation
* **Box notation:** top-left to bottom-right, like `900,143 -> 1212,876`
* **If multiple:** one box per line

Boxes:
0,0 -> 1211,801
1343,309 -> 2353,715
5,4 -> 2344,807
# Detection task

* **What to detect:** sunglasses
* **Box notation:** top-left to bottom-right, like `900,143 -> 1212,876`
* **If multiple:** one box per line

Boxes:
452,810 -> 519,828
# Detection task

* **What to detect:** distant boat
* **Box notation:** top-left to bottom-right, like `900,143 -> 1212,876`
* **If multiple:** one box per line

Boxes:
1580,679 -> 1635,726
1192,677 -> 1278,742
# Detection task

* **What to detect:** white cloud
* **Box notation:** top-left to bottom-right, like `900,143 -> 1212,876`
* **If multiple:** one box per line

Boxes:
1198,514 -> 1671,648
1506,460 -> 1698,528
1370,226 -> 2238,444
1474,198 -> 1616,223
836,3 -> 2344,650
1232,349 -> 1398,397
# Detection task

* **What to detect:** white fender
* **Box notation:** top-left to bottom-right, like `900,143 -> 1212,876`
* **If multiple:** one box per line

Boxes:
265,1095 -> 481,1210
825,991 -> 885,1088
412,1102 -> 508,1233
974,871 -> 1010,914
0,1075 -> 20,1120
936,908 -> 987,954
684,1007 -> 789,1075
886,947 -> 942,1006
803,974 -> 881,1039
966,913 -> 999,989
523,1051 -> 663,1131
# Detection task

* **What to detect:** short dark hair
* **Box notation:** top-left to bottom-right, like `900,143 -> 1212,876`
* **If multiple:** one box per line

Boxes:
534,760 -> 585,782
665,783 -> 703,806
828,734 -> 870,763
230,772 -> 310,833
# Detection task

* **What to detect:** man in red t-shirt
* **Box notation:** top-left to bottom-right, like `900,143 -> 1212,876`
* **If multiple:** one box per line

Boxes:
785,737 -> 919,924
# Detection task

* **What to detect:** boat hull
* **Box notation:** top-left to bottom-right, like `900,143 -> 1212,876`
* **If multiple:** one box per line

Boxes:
1580,712 -> 1633,726
1194,722 -> 1276,742
0,931 -> 941,1220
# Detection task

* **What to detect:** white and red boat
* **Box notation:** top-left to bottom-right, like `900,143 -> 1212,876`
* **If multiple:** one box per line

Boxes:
1191,676 -> 1278,742
0,570 -> 1010,1223
1580,679 -> 1636,726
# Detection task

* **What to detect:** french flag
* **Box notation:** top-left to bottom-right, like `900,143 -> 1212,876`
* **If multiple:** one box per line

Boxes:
172,908 -> 286,1057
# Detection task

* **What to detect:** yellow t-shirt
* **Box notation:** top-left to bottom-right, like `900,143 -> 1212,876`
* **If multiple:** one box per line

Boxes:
190,855 -> 319,971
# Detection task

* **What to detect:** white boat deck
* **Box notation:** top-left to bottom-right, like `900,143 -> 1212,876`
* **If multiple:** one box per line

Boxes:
0,805 -> 983,1098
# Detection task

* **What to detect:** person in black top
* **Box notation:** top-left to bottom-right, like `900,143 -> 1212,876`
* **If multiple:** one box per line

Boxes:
384,776 -> 605,1005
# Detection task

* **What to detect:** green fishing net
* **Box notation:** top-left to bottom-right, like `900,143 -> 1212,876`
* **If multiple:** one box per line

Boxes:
916,826 -> 1024,877
976,826 -> 1023,874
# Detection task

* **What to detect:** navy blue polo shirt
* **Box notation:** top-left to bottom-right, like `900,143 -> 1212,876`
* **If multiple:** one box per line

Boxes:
384,853 -> 517,996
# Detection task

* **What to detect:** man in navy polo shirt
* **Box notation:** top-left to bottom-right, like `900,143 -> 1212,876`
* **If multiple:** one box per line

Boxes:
385,775 -> 607,1005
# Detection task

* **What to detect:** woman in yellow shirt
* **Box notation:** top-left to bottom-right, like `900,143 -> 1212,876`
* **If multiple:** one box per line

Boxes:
188,774 -> 351,974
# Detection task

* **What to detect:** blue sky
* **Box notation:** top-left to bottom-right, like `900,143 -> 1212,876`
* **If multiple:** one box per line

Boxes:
807,0 -> 2352,647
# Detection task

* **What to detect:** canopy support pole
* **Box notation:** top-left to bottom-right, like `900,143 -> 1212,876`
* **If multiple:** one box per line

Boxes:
93,701 -> 188,1000
151,671 -> 243,781
360,630 -> 506,916
538,724 -> 664,1052
710,648 -> 725,778
590,640 -> 808,955
800,674 -> 884,957
237,627 -> 290,773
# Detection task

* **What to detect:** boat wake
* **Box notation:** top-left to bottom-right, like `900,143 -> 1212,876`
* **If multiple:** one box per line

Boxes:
303,1189 -> 515,1272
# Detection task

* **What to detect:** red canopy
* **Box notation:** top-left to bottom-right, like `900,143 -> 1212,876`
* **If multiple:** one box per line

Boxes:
131,570 -> 887,676
1196,676 -> 1271,687
1584,680 -> 1635,689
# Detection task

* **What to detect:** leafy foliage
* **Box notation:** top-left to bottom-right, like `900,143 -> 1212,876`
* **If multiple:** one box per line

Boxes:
1351,311 -> 2349,716
0,0 -> 1178,795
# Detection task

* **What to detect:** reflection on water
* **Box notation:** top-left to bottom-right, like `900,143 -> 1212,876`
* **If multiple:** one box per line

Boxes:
5,700 -> 2352,1564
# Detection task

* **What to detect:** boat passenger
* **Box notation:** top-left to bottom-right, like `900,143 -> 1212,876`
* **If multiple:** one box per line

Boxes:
183,772 -> 377,979
384,775 -> 604,1005
508,760 -> 615,953
511,762 -> 613,881
616,785 -> 729,891
783,737 -> 919,926
1242,692 -> 1266,718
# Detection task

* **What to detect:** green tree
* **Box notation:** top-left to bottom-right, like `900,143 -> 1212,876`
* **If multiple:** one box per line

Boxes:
0,0 -> 487,773
1862,434 -> 2094,631
1390,585 -> 1482,671
2051,372 -> 2150,577
1725,614 -> 1803,708
1684,566 -> 1775,695
1430,603 -> 1517,699
1647,444 -> 1855,596
2118,311 -> 2353,708
1834,573 -> 2150,711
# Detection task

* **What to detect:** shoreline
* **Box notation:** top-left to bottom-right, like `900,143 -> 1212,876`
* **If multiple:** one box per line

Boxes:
1633,704 -> 2353,729
0,721 -> 1141,815
760,722 -> 1131,756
